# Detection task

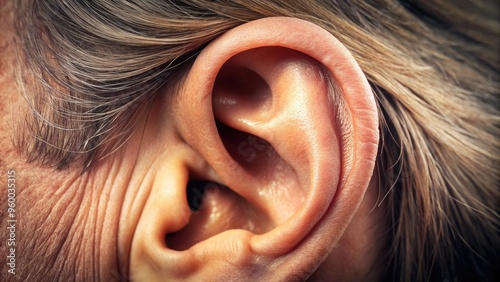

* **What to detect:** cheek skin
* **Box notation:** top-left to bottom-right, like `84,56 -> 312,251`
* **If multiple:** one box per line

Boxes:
82,111 -> 165,280
1,146 -> 144,280
0,85 -> 148,280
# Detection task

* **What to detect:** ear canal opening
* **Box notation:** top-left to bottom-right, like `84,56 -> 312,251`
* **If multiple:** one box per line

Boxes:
165,179 -> 227,251
186,179 -> 214,211
165,174 -> 268,251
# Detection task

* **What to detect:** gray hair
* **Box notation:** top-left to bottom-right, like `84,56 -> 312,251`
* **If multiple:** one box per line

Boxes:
13,0 -> 500,281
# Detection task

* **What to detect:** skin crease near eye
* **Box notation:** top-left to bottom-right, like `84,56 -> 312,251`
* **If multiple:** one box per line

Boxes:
1,1 -> 499,281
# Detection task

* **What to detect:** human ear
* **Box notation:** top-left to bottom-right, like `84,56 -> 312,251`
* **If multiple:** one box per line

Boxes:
129,17 -> 379,280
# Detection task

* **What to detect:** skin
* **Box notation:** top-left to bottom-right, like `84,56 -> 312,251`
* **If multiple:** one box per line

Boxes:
1,4 -> 384,281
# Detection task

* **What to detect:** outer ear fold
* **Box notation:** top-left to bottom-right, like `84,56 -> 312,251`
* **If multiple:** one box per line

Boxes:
130,17 -> 379,281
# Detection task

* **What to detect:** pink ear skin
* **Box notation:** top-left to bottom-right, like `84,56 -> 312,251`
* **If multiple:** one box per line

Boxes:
127,17 -> 379,281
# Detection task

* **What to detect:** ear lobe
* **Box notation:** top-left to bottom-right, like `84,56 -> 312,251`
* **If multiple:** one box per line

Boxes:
130,17 -> 379,280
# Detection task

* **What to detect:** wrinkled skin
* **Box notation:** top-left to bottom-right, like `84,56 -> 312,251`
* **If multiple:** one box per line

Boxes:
0,5 -> 383,281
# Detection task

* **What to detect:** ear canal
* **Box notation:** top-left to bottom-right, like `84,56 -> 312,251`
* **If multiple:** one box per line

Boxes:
166,179 -> 271,251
